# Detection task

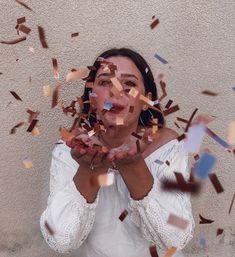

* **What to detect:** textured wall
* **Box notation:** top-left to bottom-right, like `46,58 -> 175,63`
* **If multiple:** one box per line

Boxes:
0,0 -> 235,256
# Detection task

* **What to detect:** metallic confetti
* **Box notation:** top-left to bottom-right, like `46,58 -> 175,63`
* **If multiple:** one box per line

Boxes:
167,213 -> 189,230
199,214 -> 214,224
38,26 -> 48,48
27,119 -> 38,132
228,193 -> 235,214
51,85 -> 62,108
52,58 -> 59,79
43,85 -> 52,97
1,36 -> 26,45
154,53 -> 168,64
22,157 -> 33,169
150,17 -> 160,30
71,32 -> 79,37
44,221 -> 54,235
66,68 -> 89,82
163,105 -> 180,116
10,91 -> 23,101
97,172 -> 115,187
164,247 -> 177,257
18,24 -> 31,34
165,99 -> 173,109
15,0 -> 32,10
209,173 -> 224,193
116,116 -> 124,125
217,228 -> 224,236
149,245 -> 159,257
201,90 -> 218,96
128,87 -> 139,98
10,121 -> 25,134
119,209 -> 128,221
228,121 -> 235,145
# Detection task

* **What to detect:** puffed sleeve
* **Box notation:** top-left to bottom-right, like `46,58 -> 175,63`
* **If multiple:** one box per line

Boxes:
128,139 -> 195,250
40,141 -> 99,253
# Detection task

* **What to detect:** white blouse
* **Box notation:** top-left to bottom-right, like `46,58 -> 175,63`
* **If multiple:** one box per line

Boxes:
40,139 -> 195,257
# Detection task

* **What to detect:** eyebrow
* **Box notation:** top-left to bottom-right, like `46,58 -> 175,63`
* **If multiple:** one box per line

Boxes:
97,73 -> 138,80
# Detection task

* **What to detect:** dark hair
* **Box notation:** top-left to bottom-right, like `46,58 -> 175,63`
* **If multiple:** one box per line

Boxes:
81,48 -> 165,129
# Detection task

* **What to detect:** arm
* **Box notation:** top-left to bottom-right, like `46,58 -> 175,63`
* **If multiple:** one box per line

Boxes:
40,142 -> 99,253
119,139 -> 195,250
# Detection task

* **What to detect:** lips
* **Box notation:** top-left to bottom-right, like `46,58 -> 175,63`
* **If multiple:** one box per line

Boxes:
109,103 -> 125,113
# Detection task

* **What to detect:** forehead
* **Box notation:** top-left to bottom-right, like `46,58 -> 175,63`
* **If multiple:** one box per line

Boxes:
96,56 -> 143,79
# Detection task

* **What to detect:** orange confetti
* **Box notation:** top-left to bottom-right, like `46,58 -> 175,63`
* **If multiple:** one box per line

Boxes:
164,247 -> 177,257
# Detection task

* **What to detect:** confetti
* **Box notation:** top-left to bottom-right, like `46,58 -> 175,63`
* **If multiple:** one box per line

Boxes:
10,121 -> 25,134
177,134 -> 186,142
165,99 -> 173,109
206,127 -> 232,149
119,209 -> 128,221
31,127 -> 40,136
176,117 -> 189,124
129,106 -> 134,113
37,26 -> 48,48
103,101 -> 113,110
128,87 -> 139,98
15,0 -> 32,10
22,157 -> 33,169
0,36 -> 26,45
44,221 -> 54,236
184,123 -> 206,153
29,46 -> 34,53
163,105 -> 180,116
59,127 -> 74,142
228,121 -> 235,145
110,76 -> 123,92
18,24 -> 31,34
154,159 -> 164,165
199,214 -> 214,224
149,245 -> 159,257
229,193 -> 235,214
150,17 -> 160,29
116,116 -> 124,125
88,129 -> 96,137
185,108 -> 198,132
158,80 -> 167,102
17,16 -> 26,24
26,109 -> 40,123
51,85 -> 62,108
217,228 -> 224,236
199,238 -> 206,248
154,53 -> 168,64
71,32 -> 79,37
209,173 -> 224,194
201,90 -> 218,96
43,85 -> 52,97
139,94 -> 154,106
165,160 -> 170,166
131,132 -> 142,140
96,172 -> 115,187
27,119 -> 38,132
193,152 -> 216,179
52,58 -> 59,79
232,86 -> 235,91
66,68 -> 89,82
164,247 -> 177,257
167,214 -> 189,230
10,91 -> 23,101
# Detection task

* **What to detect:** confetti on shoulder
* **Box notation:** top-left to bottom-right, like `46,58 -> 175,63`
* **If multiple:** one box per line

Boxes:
154,53 -> 168,64
71,32 -> 79,37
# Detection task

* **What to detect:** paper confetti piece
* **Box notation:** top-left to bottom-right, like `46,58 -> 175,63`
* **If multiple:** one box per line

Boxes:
88,129 -> 96,137
31,127 -> 40,136
128,87 -> 139,98
15,0 -> 32,10
228,121 -> 235,145
27,119 -> 38,132
177,134 -> 186,142
184,123 -> 206,153
165,99 -> 173,109
131,132 -> 142,140
163,105 -> 180,116
199,214 -> 214,224
43,85 -> 52,96
66,68 -> 89,82
51,85 -> 62,108
17,16 -> 26,24
154,159 -> 164,165
116,116 -> 124,125
217,228 -> 224,236
201,90 -> 218,96
229,193 -> 235,214
164,247 -> 177,257
59,127 -> 74,142
71,32 -> 79,37
0,36 -> 26,45
44,221 -> 54,235
38,26 -> 48,48
139,94 -> 154,106
208,173 -> 224,193
22,157 -> 33,169
97,172 -> 115,187
10,91 -> 23,101
199,238 -> 206,248
206,127 -> 231,149
149,245 -> 159,257
129,106 -> 134,113
119,209 -> 128,221
193,152 -> 216,179
158,80 -> 167,102
110,76 -> 123,92
52,58 -> 59,79
10,121 -> 25,134
154,53 -> 168,64
150,17 -> 160,29
185,108 -> 198,132
18,24 -> 31,34
167,213 -> 189,230
103,101 -> 113,110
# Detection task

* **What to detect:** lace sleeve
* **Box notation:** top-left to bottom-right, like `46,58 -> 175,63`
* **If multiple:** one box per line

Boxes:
40,141 -> 99,253
128,140 -> 195,250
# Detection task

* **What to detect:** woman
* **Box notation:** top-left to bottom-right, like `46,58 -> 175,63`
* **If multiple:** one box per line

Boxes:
40,48 -> 195,257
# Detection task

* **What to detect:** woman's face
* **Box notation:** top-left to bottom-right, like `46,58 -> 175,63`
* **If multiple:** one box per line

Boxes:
92,56 -> 145,129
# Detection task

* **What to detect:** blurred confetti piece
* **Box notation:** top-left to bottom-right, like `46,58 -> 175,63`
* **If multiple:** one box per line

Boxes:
154,53 -> 168,64
66,68 -> 89,82
128,87 -> 139,98
17,16 -> 26,24
199,237 -> 206,248
232,86 -> 235,91
110,77 -> 123,92
201,90 -> 218,96
177,134 -> 186,142
22,157 -> 33,169
29,46 -> 34,53
228,121 -> 235,145
184,123 -> 206,153
0,36 -> 26,45
185,108 -> 198,132
206,127 -> 231,149
165,99 -> 173,109
163,105 -> 180,116
217,228 -> 224,236
44,221 -> 54,236
97,172 -> 115,187
164,247 -> 177,257
139,94 -> 154,106
167,213 -> 189,230
15,0 -> 32,10
119,209 -> 128,222
27,119 -> 38,132
43,85 -> 52,96
71,32 -> 79,37
129,106 -> 134,113
228,193 -> 235,214
27,109 -> 40,123
10,91 -> 23,101
51,85 -> 62,108
52,58 -> 59,79
31,127 -> 40,136
149,245 -> 159,257
193,152 -> 216,179
154,159 -> 164,165
88,129 -> 96,137
10,121 -> 25,134
18,24 -> 31,34
116,116 -> 124,125
208,173 -> 224,194
38,26 -> 48,48
199,214 -> 214,224
59,127 -> 74,142
103,101 -> 113,110
150,17 -> 160,29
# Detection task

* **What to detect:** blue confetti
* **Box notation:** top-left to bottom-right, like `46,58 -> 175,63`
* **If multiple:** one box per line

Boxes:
199,238 -> 206,248
154,53 -> 168,64
232,86 -> 235,91
154,159 -> 164,165
103,101 -> 113,110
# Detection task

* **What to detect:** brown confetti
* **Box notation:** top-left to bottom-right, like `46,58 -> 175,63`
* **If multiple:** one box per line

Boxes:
26,119 -> 38,132
26,109 -> 40,123
131,132 -> 142,140
22,157 -> 33,169
208,173 -> 224,194
174,122 -> 180,129
201,90 -> 218,96
158,80 -> 167,102
163,105 -> 180,116
185,108 -> 198,132
162,180 -> 200,194
177,134 -> 186,142
10,121 -> 25,134
38,26 -> 48,48
149,245 -> 159,257
17,17 -> 26,24
165,160 -> 170,166
164,247 -> 177,257
15,0 -> 32,10
217,228 -> 224,236
167,213 -> 189,230
165,99 -> 173,109
228,193 -> 235,214
0,36 -> 26,45
18,24 -> 31,34
194,154 -> 200,161
10,91 -> 23,101
59,127 -> 74,142
119,209 -> 128,221
44,221 -> 54,235
51,85 -> 62,108
129,106 -> 134,113
66,68 -> 89,82
150,17 -> 160,29
176,117 -> 189,124
52,58 -> 59,79
136,139 -> 141,153
199,214 -> 214,224
71,32 -> 79,37
228,121 -> 235,145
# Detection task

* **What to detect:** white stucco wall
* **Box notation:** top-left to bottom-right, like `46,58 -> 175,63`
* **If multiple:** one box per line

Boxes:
0,0 -> 235,256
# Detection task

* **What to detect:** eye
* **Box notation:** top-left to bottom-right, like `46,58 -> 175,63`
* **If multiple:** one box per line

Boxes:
124,81 -> 136,87
98,80 -> 112,86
